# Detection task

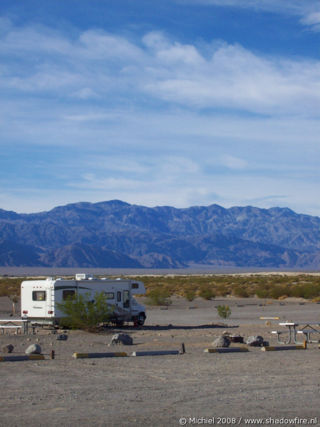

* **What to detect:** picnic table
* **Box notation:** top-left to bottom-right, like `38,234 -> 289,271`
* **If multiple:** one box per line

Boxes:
0,319 -> 29,335
272,322 -> 320,344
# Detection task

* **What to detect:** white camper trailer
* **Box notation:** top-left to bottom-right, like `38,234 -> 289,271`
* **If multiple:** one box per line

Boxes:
21,274 -> 146,326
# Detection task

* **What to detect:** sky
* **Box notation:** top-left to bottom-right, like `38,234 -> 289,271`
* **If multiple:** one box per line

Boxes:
0,0 -> 320,216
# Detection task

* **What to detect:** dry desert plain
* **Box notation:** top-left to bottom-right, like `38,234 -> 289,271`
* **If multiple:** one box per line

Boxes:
0,286 -> 320,427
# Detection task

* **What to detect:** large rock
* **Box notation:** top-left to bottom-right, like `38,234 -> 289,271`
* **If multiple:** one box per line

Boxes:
212,335 -> 231,348
111,333 -> 133,346
246,336 -> 264,347
25,344 -> 42,355
2,344 -> 14,353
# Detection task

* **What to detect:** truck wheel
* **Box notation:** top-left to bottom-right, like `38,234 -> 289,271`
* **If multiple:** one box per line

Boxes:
115,320 -> 124,327
137,313 -> 145,326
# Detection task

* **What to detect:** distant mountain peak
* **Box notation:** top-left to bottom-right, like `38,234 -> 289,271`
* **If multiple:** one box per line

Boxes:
0,200 -> 319,268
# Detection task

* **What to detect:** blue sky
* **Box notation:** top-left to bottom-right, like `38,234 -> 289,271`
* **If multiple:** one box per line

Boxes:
1,0 -> 320,215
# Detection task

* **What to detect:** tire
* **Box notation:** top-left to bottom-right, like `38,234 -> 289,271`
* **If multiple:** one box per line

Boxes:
137,313 -> 146,326
115,320 -> 124,327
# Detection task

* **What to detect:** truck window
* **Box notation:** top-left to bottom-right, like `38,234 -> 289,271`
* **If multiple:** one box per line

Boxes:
32,291 -> 46,301
117,291 -> 121,302
123,290 -> 130,308
132,283 -> 139,289
105,292 -> 115,300
63,290 -> 76,300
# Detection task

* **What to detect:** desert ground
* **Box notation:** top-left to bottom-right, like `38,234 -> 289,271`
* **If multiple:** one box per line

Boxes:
0,293 -> 319,427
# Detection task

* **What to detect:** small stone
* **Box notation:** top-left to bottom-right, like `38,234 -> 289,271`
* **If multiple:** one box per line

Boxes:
25,344 -> 42,355
2,344 -> 14,353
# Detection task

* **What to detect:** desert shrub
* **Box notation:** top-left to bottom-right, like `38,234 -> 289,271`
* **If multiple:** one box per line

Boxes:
198,285 -> 216,300
291,283 -> 320,299
0,278 -> 21,297
269,285 -> 291,300
214,284 -> 229,297
145,288 -> 172,306
184,288 -> 196,302
114,274 -> 320,301
232,286 -> 250,298
57,291 -> 111,331
255,287 -> 270,299
216,304 -> 231,319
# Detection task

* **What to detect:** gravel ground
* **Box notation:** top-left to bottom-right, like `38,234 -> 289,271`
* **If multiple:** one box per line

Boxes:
0,295 -> 320,427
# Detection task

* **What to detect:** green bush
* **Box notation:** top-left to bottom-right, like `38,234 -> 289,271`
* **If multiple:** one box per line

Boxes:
0,278 -> 21,297
232,286 -> 249,298
57,292 -> 111,331
198,285 -> 216,300
146,288 -> 172,306
216,304 -> 231,319
291,283 -> 320,299
255,287 -> 270,299
184,288 -> 196,302
269,285 -> 290,300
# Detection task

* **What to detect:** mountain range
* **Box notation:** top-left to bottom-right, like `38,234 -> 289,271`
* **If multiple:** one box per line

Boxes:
0,200 -> 319,269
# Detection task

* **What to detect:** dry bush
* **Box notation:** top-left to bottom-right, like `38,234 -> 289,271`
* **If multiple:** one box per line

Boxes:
184,288 -> 196,301
198,284 -> 216,300
145,288 -> 172,306
232,286 -> 250,298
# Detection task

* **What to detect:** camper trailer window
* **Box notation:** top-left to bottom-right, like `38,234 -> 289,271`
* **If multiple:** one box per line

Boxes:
132,283 -> 139,289
63,290 -> 76,300
105,292 -> 115,300
32,291 -> 46,301
117,291 -> 121,302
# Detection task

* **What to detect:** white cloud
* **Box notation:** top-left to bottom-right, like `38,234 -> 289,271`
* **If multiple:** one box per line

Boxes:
143,41 -> 320,115
72,87 -> 99,99
301,12 -> 320,31
1,20 -> 320,216
2,22 -> 320,116
220,155 -> 248,170
182,0 -> 320,30
79,30 -> 145,62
